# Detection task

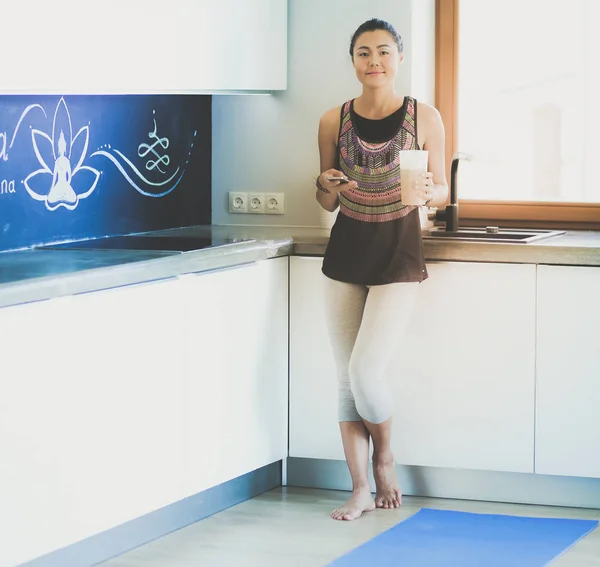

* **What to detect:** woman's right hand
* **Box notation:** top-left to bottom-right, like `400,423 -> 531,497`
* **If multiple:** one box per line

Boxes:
317,169 -> 358,193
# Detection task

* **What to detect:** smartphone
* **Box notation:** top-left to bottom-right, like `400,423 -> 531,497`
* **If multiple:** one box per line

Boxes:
326,176 -> 350,183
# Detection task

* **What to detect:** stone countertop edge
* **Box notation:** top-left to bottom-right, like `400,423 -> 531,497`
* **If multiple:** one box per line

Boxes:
0,238 -> 293,310
0,225 -> 599,310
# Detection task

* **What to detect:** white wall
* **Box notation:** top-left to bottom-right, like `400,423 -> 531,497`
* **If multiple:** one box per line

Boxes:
410,0 -> 437,104
212,0 -> 436,227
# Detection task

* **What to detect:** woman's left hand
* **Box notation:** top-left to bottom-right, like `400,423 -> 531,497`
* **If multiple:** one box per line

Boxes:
415,172 -> 435,205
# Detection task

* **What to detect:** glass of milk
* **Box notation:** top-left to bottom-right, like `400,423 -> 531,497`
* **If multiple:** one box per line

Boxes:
399,150 -> 429,206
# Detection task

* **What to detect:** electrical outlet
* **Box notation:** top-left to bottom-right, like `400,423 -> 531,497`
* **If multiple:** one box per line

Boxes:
248,193 -> 266,214
229,192 -> 248,213
265,193 -> 285,214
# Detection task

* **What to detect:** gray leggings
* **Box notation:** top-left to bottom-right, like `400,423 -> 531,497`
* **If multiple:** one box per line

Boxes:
323,276 -> 419,425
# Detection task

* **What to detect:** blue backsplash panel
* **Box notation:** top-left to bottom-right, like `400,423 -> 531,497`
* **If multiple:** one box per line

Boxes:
0,95 -> 211,252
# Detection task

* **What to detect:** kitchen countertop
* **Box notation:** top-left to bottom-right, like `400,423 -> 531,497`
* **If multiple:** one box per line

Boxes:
1,225 -> 599,309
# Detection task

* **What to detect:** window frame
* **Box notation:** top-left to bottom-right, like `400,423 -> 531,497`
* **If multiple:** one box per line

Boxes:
435,0 -> 600,229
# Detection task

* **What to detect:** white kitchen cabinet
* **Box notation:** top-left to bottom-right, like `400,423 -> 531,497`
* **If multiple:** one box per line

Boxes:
183,257 -> 288,496
3,0 -> 287,94
535,265 -> 600,478
289,256 -> 536,474
0,279 -> 187,567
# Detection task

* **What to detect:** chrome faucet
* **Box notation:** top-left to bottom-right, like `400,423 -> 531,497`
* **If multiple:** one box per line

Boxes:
435,152 -> 472,232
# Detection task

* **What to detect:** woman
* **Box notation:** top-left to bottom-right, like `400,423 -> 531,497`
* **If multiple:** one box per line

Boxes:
315,18 -> 448,521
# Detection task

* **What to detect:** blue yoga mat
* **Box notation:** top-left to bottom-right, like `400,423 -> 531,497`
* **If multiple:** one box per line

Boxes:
327,508 -> 598,567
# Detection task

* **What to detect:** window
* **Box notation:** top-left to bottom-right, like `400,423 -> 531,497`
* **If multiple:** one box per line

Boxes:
436,0 -> 600,227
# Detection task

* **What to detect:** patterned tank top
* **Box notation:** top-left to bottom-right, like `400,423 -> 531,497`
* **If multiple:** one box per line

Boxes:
338,97 -> 418,222
321,96 -> 428,286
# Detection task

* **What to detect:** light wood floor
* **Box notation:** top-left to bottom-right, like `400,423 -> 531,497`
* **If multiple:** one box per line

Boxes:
100,487 -> 600,567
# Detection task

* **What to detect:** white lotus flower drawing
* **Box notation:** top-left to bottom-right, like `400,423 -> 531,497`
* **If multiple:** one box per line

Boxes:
24,97 -> 100,211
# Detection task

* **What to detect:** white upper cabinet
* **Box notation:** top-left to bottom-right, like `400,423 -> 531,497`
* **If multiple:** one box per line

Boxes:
3,0 -> 287,94
535,265 -> 600,478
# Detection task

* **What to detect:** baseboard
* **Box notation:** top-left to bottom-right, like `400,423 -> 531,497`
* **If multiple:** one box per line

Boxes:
287,457 -> 600,509
20,462 -> 282,567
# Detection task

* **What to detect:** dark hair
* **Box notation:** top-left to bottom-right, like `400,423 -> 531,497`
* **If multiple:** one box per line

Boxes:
349,18 -> 403,58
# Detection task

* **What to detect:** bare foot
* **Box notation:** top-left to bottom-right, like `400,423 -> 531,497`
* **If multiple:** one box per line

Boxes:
373,451 -> 401,509
331,487 -> 376,521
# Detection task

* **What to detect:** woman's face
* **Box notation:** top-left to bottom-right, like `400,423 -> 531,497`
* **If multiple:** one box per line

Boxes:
352,30 -> 403,87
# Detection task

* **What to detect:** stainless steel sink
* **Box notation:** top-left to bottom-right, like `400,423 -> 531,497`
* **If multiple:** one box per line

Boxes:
422,227 -> 566,243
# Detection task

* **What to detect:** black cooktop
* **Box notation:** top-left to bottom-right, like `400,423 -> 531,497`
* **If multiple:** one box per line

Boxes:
38,235 -> 255,252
